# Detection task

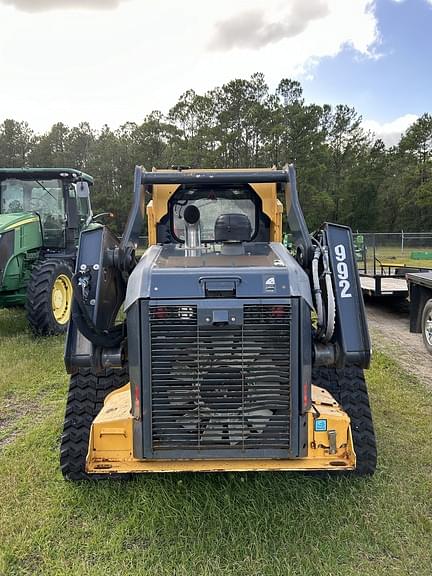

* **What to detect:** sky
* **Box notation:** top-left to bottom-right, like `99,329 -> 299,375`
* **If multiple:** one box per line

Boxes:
0,0 -> 431,145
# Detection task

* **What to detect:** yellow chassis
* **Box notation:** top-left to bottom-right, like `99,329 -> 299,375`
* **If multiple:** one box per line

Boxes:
86,384 -> 355,474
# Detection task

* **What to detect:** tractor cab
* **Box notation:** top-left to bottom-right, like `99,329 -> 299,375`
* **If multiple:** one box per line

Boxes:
0,168 -> 94,334
0,168 -> 93,249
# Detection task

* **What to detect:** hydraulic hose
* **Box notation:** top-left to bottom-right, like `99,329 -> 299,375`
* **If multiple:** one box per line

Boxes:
312,245 -> 325,338
71,274 -> 125,348
322,246 -> 336,342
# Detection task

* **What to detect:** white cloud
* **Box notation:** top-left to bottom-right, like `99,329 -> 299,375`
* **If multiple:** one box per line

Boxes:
0,0 -> 380,131
209,0 -> 330,51
363,114 -> 418,146
0,0 -> 129,11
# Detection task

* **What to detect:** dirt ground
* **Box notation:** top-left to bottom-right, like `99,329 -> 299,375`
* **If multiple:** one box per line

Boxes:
366,297 -> 432,390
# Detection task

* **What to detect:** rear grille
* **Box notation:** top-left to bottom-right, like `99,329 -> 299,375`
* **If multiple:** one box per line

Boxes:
149,304 -> 291,455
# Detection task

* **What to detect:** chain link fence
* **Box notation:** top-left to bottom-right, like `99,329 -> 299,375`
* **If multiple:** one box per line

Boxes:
353,232 -> 432,276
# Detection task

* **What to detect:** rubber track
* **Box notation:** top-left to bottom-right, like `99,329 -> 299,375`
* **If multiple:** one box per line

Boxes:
60,367 -> 129,481
312,365 -> 377,475
26,259 -> 73,336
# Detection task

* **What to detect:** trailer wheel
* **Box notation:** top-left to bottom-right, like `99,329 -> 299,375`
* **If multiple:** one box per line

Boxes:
60,368 -> 129,481
421,299 -> 432,355
312,365 -> 377,476
26,259 -> 73,335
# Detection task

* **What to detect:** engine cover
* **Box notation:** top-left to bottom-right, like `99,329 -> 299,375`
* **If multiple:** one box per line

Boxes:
125,242 -> 313,306
126,242 -> 313,461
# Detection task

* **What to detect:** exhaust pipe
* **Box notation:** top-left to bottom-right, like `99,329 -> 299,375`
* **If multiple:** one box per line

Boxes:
183,205 -> 201,255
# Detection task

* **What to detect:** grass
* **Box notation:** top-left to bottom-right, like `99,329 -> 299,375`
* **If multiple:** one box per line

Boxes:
0,309 -> 431,575
0,308 -> 66,448
361,246 -> 432,271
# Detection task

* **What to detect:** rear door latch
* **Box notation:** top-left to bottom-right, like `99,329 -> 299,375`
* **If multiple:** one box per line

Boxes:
199,276 -> 241,298
328,430 -> 337,454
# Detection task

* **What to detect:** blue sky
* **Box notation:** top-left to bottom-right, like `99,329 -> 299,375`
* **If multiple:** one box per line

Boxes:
0,0 -> 429,145
304,0 -> 432,123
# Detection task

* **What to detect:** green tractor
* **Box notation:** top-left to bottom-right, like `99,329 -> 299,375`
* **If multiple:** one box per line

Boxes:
0,168 -> 94,335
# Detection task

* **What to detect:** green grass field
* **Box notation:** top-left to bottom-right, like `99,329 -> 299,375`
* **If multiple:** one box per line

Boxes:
0,308 -> 431,576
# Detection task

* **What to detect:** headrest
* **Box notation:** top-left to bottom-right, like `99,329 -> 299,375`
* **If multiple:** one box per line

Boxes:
214,213 -> 252,242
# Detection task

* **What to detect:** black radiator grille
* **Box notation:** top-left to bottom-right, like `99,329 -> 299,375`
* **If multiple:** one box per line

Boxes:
149,304 -> 291,454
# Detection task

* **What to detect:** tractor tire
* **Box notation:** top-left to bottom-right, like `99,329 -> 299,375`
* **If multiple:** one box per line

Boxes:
421,299 -> 432,355
26,259 -> 74,336
60,367 -> 129,481
311,365 -> 377,476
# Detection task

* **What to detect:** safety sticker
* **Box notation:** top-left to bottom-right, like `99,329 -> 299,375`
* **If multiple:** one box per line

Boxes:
314,419 -> 327,432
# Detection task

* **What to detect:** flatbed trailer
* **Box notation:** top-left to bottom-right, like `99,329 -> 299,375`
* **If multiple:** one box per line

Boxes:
359,264 -> 432,297
360,272 -> 409,297
354,232 -> 432,297
407,271 -> 432,355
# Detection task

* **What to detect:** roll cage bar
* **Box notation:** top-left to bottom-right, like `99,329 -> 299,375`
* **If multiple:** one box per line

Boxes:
120,164 -> 313,269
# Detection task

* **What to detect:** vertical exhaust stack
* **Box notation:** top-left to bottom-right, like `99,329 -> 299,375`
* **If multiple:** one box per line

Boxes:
183,205 -> 201,256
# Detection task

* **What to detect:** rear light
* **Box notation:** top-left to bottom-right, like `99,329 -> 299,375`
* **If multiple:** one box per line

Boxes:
303,381 -> 310,410
271,306 -> 286,318
134,384 -> 140,415
154,306 -> 168,319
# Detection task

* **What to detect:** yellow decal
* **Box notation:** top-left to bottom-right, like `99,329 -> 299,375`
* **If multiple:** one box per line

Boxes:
5,218 -> 39,231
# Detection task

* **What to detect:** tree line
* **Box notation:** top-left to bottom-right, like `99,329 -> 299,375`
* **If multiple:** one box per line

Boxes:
0,73 -> 431,234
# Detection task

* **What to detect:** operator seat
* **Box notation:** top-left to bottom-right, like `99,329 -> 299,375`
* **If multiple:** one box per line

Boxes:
214,213 -> 252,243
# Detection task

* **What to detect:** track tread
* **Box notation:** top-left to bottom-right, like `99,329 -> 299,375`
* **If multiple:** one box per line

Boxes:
60,367 -> 129,481
312,365 -> 377,476
25,259 -> 73,335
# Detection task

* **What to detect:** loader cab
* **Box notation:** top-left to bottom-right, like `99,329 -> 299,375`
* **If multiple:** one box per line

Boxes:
169,184 -> 262,243
146,171 -> 284,247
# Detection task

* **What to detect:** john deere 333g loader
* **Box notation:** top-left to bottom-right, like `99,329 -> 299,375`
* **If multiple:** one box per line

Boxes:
61,165 -> 376,480
0,168 -> 93,335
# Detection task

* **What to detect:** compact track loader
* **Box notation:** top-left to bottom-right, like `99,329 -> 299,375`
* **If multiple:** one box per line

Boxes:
60,165 -> 376,480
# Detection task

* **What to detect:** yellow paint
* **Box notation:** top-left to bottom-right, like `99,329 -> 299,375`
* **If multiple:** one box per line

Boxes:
86,384 -> 356,474
249,182 -> 284,243
145,169 -> 284,246
5,217 -> 39,230
146,200 -> 156,246
51,273 -> 72,324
